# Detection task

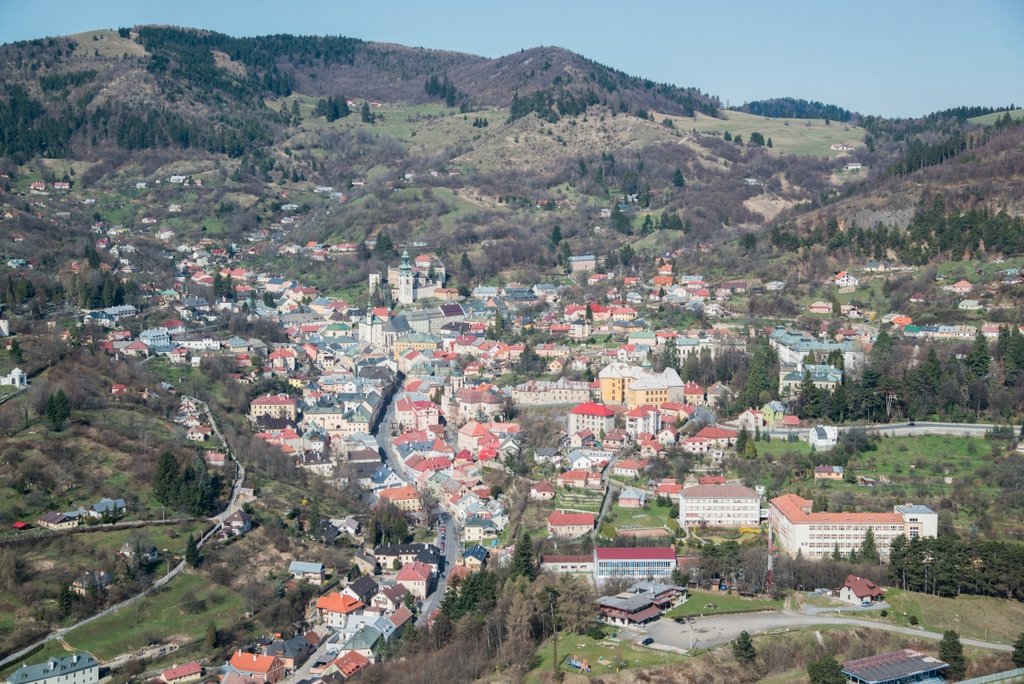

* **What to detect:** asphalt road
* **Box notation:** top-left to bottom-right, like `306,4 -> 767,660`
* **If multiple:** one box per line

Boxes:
627,607 -> 1012,654
758,421 -> 1019,441
374,391 -> 460,625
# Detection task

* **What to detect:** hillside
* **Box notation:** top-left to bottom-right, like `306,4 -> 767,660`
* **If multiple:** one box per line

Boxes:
1,25 -> 1023,294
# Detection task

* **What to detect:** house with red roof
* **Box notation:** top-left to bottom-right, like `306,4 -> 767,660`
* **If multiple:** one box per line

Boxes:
612,459 -> 645,480
547,511 -> 595,538
229,652 -> 284,684
530,481 -> 555,500
839,574 -> 884,605
693,426 -> 738,448
396,561 -> 434,599
328,651 -> 370,679
682,381 -> 707,406
568,402 -> 616,436
556,469 -> 602,490
160,662 -> 203,684
315,592 -> 365,628
457,420 -> 492,454
624,404 -> 662,438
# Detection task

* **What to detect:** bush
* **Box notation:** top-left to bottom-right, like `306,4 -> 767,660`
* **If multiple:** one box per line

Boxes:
909,615 -> 918,625
880,609 -> 888,617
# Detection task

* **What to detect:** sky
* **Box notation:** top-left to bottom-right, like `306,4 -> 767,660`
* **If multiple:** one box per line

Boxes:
1,0 -> 1022,118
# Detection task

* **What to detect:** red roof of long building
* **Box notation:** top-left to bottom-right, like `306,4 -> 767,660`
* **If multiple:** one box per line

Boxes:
595,547 -> 676,561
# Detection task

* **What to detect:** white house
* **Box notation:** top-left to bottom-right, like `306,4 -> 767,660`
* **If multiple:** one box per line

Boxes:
833,271 -> 859,289
1,367 -> 27,388
808,425 -> 838,450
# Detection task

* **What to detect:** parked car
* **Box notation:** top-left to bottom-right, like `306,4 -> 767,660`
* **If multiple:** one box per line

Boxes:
641,637 -> 655,646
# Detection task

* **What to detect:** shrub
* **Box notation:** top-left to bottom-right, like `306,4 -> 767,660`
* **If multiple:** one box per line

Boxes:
909,615 -> 918,625
880,609 -> 888,617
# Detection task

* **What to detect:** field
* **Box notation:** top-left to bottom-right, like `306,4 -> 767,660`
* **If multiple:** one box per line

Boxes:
663,590 -> 783,619
553,487 -> 605,514
528,633 -> 681,682
607,500 -> 674,532
0,404 -> 194,528
968,109 -> 1024,126
62,572 -> 249,660
872,588 -> 1024,644
684,110 -> 865,156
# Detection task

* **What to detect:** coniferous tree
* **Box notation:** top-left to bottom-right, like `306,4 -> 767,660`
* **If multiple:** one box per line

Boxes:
153,451 -> 180,506
1012,632 -> 1024,667
511,532 -> 536,580
807,656 -> 846,684
939,630 -> 965,680
966,329 -> 991,379
732,631 -> 756,665
672,168 -> 685,188
185,534 -> 202,567
860,528 -> 879,564
45,389 -> 71,431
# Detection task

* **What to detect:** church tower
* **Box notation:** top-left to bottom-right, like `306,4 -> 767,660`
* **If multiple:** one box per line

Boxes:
398,250 -> 414,304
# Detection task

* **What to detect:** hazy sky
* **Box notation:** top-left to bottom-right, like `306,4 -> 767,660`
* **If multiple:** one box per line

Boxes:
1,0 -> 1021,118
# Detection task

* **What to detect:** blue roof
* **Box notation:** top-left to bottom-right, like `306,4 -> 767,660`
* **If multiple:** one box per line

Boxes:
289,561 -> 324,574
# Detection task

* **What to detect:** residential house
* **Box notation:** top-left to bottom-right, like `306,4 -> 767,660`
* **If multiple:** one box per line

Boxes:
264,636 -> 314,672
814,465 -> 844,480
834,271 -> 859,289
37,511 -> 79,530
396,561 -> 433,599
377,485 -> 422,513
159,662 -> 203,684
808,425 -> 839,450
462,515 -> 500,543
315,592 -> 365,628
288,561 -> 326,585
529,481 -> 555,501
838,575 -> 883,605
343,576 -> 380,606
223,510 -> 252,537
547,511 -> 595,538
228,652 -> 284,684
618,487 -> 647,509
462,544 -> 490,571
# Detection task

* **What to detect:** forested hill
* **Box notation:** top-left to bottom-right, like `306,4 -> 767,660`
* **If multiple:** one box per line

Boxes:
734,97 -> 855,122
0,26 -> 719,163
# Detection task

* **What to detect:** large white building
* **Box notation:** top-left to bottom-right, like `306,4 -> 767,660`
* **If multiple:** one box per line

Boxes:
567,402 -> 616,437
769,494 -> 937,561
7,654 -> 99,684
678,484 -> 761,529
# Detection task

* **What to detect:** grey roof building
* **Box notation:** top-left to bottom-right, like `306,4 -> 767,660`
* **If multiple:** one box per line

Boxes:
7,653 -> 98,684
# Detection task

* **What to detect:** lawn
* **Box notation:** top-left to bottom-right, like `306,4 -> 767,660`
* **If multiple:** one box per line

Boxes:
553,487 -> 604,514
63,572 -> 248,660
874,588 -> 1024,644
967,109 -> 1024,126
684,110 -> 865,157
663,590 -> 782,619
608,500 -> 674,531
527,633 -> 681,682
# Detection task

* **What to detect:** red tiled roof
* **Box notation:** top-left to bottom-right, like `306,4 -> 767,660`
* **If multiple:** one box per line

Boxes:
548,511 -> 595,527
595,547 -> 676,561
569,402 -> 615,417
771,493 -> 902,524
843,574 -> 883,598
